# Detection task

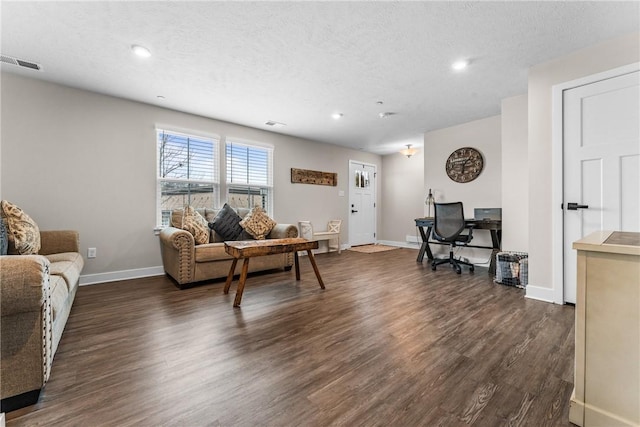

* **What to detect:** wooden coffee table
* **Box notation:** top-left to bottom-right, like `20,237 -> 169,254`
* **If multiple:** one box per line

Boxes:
223,238 -> 326,307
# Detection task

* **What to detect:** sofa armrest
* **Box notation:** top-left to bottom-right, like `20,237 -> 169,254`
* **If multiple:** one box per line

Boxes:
268,224 -> 299,239
0,255 -> 53,405
0,255 -> 50,316
39,230 -> 80,255
159,227 -> 196,285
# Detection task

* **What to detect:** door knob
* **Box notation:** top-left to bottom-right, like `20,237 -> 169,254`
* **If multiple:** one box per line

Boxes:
567,202 -> 589,210
351,209 -> 358,213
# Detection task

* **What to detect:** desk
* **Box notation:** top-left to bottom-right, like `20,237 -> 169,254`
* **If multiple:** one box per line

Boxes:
414,217 -> 502,263
224,238 -> 325,307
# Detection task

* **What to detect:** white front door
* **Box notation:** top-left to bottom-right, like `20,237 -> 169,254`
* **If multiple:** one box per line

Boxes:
563,70 -> 640,304
349,161 -> 376,246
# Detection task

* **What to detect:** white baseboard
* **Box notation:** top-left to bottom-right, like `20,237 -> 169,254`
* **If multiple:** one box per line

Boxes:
79,266 -> 165,286
377,240 -> 420,249
1,412 -> 5,427
525,284 -> 557,303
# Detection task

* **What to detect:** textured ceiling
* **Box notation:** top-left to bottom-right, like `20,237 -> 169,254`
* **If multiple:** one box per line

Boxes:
2,1 -> 638,154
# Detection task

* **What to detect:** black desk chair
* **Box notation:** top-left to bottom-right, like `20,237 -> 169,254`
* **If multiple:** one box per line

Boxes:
431,202 -> 475,274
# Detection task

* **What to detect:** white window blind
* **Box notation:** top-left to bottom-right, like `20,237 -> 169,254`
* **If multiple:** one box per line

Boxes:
157,129 -> 219,226
226,140 -> 273,213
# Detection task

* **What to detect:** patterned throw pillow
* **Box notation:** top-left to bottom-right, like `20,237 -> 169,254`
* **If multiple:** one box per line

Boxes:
181,206 -> 210,245
0,200 -> 41,255
239,206 -> 276,240
209,203 -> 243,241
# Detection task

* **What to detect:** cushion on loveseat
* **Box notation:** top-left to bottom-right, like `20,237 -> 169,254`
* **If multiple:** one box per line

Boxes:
194,243 -> 231,262
46,252 -> 84,292
240,206 -> 276,239
49,274 -> 69,322
171,206 -> 253,243
1,200 -> 41,255
181,206 -> 209,245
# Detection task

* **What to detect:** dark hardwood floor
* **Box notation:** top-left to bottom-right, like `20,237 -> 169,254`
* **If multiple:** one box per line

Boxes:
6,248 -> 575,426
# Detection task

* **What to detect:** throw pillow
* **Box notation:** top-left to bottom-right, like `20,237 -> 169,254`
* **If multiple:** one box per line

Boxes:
209,203 -> 243,241
0,217 -> 8,255
181,206 -> 209,245
239,206 -> 276,240
0,200 -> 41,255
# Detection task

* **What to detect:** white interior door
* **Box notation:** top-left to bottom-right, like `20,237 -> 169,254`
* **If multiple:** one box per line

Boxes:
349,161 -> 376,246
563,70 -> 640,304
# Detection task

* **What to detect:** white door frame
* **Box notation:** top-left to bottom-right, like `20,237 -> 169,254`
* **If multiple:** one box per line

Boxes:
348,159 -> 377,246
551,62 -> 639,304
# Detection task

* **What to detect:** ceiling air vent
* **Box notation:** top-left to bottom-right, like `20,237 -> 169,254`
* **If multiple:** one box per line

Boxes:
1,54 -> 42,71
265,120 -> 286,127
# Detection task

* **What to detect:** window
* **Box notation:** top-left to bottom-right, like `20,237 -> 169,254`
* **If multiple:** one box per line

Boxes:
157,129 -> 219,226
226,140 -> 273,214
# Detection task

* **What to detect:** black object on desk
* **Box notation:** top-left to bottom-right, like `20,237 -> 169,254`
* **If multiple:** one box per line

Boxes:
414,217 -> 502,265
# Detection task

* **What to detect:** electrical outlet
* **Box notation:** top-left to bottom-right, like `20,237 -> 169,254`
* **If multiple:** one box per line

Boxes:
87,247 -> 96,259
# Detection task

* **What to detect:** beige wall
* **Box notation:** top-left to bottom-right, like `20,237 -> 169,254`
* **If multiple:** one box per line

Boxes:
527,31 -> 640,299
423,115 -> 502,264
501,94 -> 528,252
379,149 -> 424,244
0,73 -> 380,279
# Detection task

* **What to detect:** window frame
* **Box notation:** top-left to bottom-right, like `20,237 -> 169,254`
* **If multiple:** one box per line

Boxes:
156,128 -> 220,227
224,139 -> 274,216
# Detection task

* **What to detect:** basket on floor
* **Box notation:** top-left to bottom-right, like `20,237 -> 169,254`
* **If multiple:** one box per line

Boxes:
495,252 -> 528,288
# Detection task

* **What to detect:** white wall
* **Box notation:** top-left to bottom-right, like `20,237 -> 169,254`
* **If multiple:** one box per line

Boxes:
0,73 -> 381,280
500,94 -> 528,252
526,31 -> 640,302
423,115 -> 502,264
379,149 -> 424,245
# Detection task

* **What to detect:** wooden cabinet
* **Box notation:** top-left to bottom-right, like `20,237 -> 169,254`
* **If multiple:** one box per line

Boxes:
570,231 -> 640,427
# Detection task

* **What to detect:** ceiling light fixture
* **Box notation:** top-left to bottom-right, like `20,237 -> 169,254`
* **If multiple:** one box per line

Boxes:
379,112 -> 395,118
452,60 -> 469,71
400,144 -> 418,158
131,44 -> 151,58
332,113 -> 343,119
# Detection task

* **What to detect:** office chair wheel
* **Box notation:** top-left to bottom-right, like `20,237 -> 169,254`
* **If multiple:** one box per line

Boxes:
470,265 -> 475,273
456,268 -> 462,274
431,263 -> 436,271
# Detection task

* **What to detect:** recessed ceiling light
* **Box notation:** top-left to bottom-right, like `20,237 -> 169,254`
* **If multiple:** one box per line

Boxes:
332,113 -> 343,119
379,112 -> 396,118
131,44 -> 151,58
265,120 -> 286,127
157,95 -> 165,99
452,60 -> 469,71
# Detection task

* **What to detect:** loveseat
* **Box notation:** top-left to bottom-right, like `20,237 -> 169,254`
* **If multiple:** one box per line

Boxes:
159,206 -> 298,288
0,230 -> 84,412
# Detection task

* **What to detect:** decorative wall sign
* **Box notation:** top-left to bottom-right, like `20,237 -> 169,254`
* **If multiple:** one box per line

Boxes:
291,168 -> 337,186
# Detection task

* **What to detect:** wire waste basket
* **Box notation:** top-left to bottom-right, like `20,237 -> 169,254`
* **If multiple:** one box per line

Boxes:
495,252 -> 528,288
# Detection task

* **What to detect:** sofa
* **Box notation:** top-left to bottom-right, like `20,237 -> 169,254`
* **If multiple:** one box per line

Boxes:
0,230 -> 84,412
159,207 -> 298,288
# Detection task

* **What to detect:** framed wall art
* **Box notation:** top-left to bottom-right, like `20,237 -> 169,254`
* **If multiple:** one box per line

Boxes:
291,168 -> 337,186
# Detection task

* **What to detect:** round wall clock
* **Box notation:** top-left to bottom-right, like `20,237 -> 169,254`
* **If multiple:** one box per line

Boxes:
445,147 -> 484,183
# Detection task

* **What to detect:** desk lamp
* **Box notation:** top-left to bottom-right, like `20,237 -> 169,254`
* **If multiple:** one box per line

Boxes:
425,188 -> 435,218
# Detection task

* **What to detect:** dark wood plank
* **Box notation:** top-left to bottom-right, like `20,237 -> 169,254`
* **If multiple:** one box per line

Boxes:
6,248 -> 575,426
